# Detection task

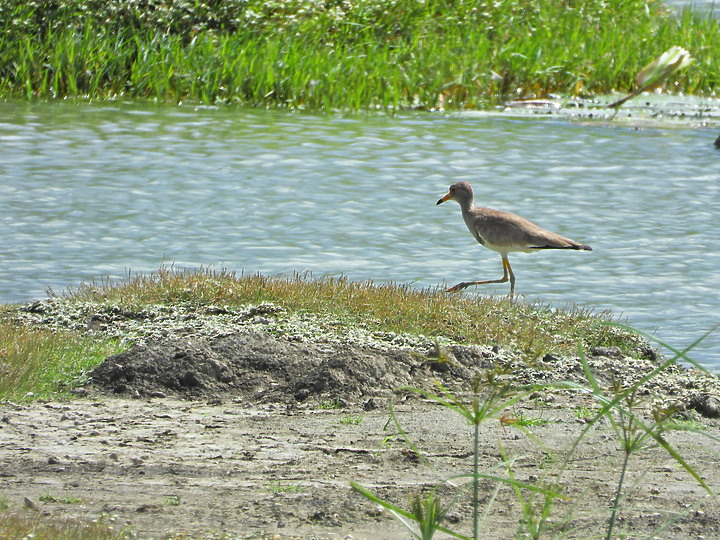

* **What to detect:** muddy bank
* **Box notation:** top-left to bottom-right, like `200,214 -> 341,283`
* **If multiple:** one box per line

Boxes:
479,94 -> 720,130
2,387 -> 719,539
87,330 -> 720,423
2,298 -> 720,538
12,297 -> 720,415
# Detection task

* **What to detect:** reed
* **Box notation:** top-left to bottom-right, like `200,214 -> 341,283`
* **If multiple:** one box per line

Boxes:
2,0 -> 719,110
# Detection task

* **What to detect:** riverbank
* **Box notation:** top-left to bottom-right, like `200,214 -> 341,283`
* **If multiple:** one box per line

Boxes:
1,318 -> 719,539
0,270 -> 641,401
1,271 -> 719,538
2,0 -> 719,110
3,269 -> 716,403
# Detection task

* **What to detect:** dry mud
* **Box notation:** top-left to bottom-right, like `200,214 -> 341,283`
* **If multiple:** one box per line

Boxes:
2,301 -> 720,539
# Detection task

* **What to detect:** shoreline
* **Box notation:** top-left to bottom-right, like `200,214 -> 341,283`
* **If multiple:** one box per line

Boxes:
9,296 -> 720,416
2,287 -> 719,538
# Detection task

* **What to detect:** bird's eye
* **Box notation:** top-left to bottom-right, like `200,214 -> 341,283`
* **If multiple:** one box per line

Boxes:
450,187 -> 455,192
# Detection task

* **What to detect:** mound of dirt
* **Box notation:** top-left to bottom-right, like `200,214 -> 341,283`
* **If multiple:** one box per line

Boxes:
88,331 -> 484,404
88,330 -> 720,420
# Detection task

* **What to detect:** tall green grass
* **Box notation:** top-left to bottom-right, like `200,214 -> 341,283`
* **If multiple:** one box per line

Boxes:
1,0 -> 719,109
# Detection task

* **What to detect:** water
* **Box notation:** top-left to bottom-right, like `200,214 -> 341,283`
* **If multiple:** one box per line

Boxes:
665,0 -> 719,12
0,101 -> 718,370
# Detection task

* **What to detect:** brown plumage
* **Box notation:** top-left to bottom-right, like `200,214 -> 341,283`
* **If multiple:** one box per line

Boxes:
437,181 -> 592,296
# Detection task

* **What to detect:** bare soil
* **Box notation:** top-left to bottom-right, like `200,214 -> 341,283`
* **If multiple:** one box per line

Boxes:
1,330 -> 719,539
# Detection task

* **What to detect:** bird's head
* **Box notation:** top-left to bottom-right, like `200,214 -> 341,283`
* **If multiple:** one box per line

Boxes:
437,181 -> 474,206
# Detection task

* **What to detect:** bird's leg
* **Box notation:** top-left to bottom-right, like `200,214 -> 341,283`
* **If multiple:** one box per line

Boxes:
504,256 -> 516,297
446,255 -> 512,293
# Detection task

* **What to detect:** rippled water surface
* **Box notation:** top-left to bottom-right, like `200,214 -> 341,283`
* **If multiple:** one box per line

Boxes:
1,102 -> 718,369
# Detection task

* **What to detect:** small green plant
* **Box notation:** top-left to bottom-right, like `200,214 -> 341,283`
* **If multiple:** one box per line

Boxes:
573,404 -> 598,421
351,484 -> 465,540
268,481 -> 304,493
351,485 -> 456,540
340,413 -> 364,425
318,399 -> 343,410
39,493 -> 83,504
164,495 -> 181,506
500,410 -> 552,428
409,491 -> 450,540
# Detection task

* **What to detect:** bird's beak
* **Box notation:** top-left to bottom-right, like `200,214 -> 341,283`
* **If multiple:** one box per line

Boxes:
436,192 -> 452,205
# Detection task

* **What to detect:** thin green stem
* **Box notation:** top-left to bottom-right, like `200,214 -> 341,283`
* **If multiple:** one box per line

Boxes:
606,448 -> 632,540
473,418 -> 480,540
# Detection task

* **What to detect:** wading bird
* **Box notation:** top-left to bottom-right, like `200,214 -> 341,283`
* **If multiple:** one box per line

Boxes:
436,181 -> 592,296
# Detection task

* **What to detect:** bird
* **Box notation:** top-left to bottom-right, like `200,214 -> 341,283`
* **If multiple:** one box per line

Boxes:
436,181 -> 592,296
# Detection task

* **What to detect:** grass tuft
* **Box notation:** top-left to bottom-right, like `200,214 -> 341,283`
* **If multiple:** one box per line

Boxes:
60,267 -> 637,358
0,320 -> 124,401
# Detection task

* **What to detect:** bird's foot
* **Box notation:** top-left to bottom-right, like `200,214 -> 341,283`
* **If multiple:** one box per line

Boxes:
445,282 -> 474,293
446,277 -> 512,294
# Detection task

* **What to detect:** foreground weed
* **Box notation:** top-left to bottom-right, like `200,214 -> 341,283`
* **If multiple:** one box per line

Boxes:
354,324 -> 718,539
557,324 -> 719,539
407,374 -> 553,539
353,371 -> 557,539
499,441 -> 558,540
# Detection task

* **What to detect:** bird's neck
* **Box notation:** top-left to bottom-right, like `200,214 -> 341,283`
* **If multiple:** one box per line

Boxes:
458,198 -> 475,215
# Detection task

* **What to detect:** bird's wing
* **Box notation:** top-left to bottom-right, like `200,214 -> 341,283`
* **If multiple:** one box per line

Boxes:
473,210 -> 578,250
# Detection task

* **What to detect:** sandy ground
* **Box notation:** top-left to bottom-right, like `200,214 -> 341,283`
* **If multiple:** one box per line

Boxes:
2,388 -> 719,539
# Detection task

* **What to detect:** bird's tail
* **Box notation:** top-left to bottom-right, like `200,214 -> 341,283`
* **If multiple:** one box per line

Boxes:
531,242 -> 592,251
